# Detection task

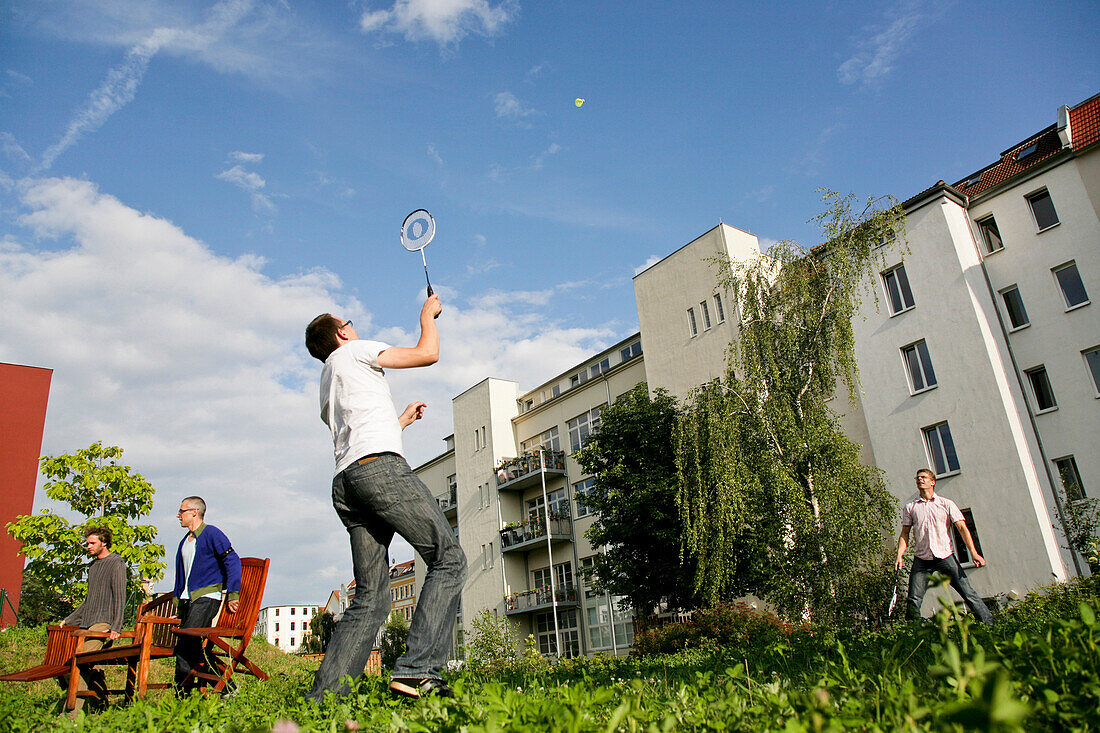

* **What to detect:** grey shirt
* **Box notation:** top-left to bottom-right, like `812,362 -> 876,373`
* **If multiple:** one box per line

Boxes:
63,552 -> 127,632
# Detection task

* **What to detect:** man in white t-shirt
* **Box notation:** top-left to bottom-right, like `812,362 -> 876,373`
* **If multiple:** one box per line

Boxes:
894,469 -> 993,623
304,295 -> 467,701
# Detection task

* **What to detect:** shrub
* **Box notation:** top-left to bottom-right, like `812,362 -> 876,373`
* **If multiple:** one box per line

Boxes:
632,602 -> 809,657
463,609 -> 519,673
378,611 -> 408,670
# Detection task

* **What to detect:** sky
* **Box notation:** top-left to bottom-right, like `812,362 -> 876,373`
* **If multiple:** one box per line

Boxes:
2,0 -> 1098,607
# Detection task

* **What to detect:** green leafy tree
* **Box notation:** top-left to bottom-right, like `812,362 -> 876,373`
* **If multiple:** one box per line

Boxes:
463,608 -> 519,673
676,190 -> 903,624
6,442 -> 166,624
307,609 -> 336,652
379,610 -> 409,669
574,384 -> 699,617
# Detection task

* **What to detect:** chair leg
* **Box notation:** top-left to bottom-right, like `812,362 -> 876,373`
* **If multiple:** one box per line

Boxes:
125,660 -> 136,700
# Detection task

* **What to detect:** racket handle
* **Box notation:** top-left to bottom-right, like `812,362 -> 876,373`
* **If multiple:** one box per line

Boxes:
427,283 -> 439,318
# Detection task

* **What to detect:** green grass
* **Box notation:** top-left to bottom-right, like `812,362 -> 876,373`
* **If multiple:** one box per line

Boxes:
1,579 -> 1097,732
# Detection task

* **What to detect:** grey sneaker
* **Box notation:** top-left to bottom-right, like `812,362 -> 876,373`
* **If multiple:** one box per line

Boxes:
389,677 -> 455,699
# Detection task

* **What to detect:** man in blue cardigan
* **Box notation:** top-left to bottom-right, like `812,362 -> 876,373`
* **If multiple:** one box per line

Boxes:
174,496 -> 241,694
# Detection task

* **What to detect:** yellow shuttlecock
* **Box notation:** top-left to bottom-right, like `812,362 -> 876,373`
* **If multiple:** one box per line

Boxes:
574,98 -> 585,107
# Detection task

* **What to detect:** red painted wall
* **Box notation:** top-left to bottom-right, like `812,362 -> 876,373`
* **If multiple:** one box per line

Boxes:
0,363 -> 52,627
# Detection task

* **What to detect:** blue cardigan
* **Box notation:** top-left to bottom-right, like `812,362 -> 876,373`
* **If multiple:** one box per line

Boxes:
173,523 -> 242,601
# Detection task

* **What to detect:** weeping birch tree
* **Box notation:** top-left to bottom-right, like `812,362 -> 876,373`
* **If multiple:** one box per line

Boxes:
676,190 -> 904,624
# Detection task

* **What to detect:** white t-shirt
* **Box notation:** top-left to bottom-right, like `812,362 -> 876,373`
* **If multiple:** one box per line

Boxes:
320,339 -> 404,475
180,535 -> 222,601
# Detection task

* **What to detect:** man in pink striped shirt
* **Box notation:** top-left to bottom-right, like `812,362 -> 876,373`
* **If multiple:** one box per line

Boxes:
894,469 -> 993,623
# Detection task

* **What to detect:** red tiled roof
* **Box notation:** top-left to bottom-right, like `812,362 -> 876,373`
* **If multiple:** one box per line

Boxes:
950,92 -> 1100,198
1069,93 -> 1100,150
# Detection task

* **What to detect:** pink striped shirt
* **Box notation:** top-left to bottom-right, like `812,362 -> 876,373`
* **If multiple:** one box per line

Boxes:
902,494 -> 964,560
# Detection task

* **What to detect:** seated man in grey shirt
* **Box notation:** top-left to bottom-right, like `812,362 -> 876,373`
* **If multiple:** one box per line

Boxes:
60,526 -> 127,714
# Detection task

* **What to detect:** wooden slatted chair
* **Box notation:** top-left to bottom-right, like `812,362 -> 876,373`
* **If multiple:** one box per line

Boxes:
62,590 -> 181,710
0,624 -> 80,685
173,557 -> 270,694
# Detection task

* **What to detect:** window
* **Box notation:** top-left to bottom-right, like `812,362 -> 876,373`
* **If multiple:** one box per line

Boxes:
699,300 -> 712,330
527,488 -> 569,522
1054,456 -> 1086,502
275,609 -> 279,616
882,264 -> 915,315
589,358 -> 610,378
1053,262 -> 1090,309
902,340 -> 937,393
713,293 -> 726,323
976,216 -> 1003,254
874,229 -> 897,249
573,477 -> 594,518
535,609 -> 580,658
522,427 -> 561,453
1026,189 -> 1059,231
532,561 -> 573,592
290,638 -> 295,647
274,623 -> 279,632
274,638 -> 279,646
687,307 -> 698,337
1084,347 -> 1100,397
290,622 -> 295,631
999,286 -> 1030,330
568,406 -> 605,452
1015,141 -> 1039,160
619,341 -> 642,362
473,426 -> 487,451
923,422 -> 960,476
951,509 -> 983,566
479,483 -> 491,509
290,608 -> 295,615
1025,365 -> 1057,412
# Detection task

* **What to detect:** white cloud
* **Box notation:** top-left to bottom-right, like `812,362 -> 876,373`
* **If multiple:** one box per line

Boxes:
229,150 -> 264,164
838,3 -> 927,87
494,91 -> 539,122
524,62 -> 547,83
358,0 -> 517,45
426,143 -> 444,166
217,154 -> 275,215
0,175 -> 625,605
531,142 -> 562,170
217,164 -> 266,191
35,0 -> 271,169
634,255 -> 661,275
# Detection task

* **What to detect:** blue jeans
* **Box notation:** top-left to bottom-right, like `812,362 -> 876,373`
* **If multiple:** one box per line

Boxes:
308,453 -> 467,700
906,555 -> 993,624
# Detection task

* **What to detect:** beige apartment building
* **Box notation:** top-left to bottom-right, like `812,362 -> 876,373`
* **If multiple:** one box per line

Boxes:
410,93 -> 1100,657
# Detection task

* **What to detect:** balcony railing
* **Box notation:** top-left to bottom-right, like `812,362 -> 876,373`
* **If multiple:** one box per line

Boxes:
505,585 -> 579,615
495,450 -> 567,492
500,516 -> 572,551
436,487 -> 457,517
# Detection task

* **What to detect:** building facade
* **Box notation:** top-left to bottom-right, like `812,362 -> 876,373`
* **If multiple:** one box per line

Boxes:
408,93 -> 1099,656
254,604 -> 321,653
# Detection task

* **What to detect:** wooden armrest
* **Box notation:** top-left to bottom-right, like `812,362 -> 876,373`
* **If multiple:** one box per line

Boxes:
139,616 -> 181,625
74,629 -> 137,638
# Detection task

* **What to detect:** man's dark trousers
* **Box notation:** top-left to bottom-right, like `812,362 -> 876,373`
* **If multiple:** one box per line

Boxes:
175,597 -> 222,693
906,555 -> 994,624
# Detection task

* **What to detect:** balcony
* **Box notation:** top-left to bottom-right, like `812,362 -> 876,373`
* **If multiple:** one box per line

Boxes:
500,516 -> 572,553
436,488 -> 457,519
505,586 -> 579,615
495,450 -> 567,492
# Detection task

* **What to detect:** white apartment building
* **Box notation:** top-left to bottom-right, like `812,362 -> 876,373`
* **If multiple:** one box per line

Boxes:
409,93 -> 1100,656
254,604 -> 321,653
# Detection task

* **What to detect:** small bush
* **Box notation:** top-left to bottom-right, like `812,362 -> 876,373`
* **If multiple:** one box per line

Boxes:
632,602 -> 809,657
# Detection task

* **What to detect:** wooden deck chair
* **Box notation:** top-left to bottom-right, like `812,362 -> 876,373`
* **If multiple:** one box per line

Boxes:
62,590 -> 180,710
173,557 -> 270,694
0,624 -> 80,684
